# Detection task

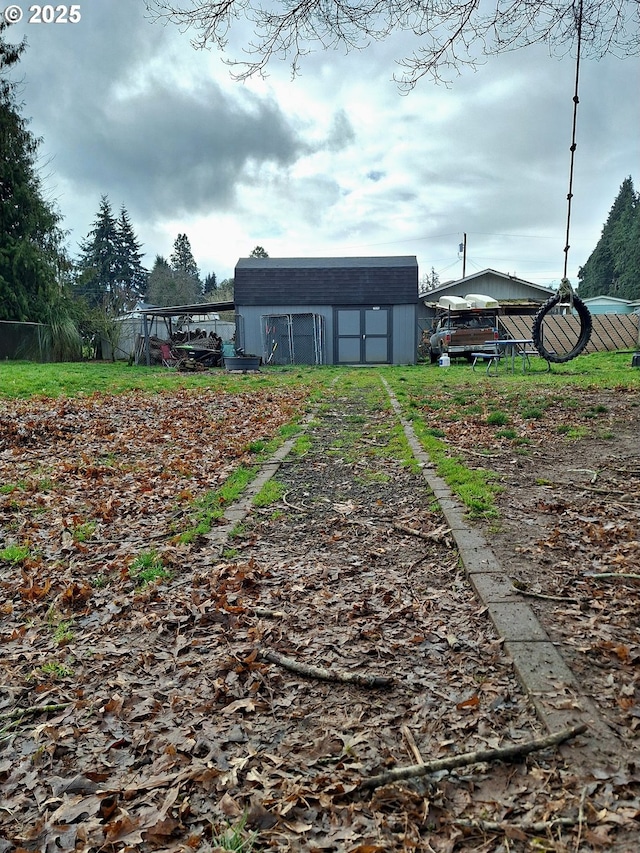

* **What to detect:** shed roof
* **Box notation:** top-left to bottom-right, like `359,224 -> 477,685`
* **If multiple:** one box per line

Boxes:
236,256 -> 417,270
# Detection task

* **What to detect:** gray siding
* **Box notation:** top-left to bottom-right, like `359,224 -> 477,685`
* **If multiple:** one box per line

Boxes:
237,302 -> 417,365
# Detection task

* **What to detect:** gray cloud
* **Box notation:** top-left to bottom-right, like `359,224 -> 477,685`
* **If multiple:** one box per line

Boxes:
13,4 -> 319,221
59,82 -> 310,218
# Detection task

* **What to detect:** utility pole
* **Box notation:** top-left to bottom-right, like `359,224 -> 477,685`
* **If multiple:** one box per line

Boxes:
459,233 -> 467,278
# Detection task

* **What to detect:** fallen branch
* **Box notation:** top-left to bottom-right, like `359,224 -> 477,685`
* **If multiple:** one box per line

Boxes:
252,606 -> 286,619
511,581 -> 578,602
401,725 -> 424,765
261,650 -> 393,689
586,573 -> 640,581
359,724 -> 587,791
393,522 -> 451,542
452,816 -> 578,833
282,490 -> 310,513
0,702 -> 70,721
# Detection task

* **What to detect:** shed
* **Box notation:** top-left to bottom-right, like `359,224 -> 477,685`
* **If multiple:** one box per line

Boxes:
234,256 -> 419,365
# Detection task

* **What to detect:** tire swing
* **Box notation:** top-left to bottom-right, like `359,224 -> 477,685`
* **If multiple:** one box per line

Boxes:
532,0 -> 592,365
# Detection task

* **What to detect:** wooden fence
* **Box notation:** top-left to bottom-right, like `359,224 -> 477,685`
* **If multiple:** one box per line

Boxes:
500,313 -> 638,353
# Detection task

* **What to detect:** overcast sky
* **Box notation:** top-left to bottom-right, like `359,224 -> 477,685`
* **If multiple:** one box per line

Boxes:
6,2 -> 639,288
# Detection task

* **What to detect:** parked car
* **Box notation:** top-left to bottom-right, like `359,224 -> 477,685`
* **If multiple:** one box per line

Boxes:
429,294 -> 500,363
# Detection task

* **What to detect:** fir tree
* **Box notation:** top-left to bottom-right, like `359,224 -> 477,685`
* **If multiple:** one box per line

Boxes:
77,198 -> 148,312
203,272 -> 217,296
170,233 -> 200,282
146,254 -> 201,306
115,205 -> 147,306
76,195 -> 120,310
578,177 -> 640,300
0,21 -> 67,322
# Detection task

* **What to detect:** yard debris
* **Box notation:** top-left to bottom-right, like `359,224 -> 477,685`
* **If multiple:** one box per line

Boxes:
358,723 -> 588,791
260,649 -> 394,688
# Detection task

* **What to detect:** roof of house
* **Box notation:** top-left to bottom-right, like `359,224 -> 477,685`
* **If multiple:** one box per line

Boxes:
421,268 -> 555,300
581,295 -> 636,306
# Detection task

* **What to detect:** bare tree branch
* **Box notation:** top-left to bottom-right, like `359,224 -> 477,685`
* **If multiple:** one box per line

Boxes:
359,723 -> 587,789
145,0 -> 640,87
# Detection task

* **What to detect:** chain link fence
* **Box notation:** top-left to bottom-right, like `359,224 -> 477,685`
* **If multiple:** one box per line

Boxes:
261,313 -> 326,365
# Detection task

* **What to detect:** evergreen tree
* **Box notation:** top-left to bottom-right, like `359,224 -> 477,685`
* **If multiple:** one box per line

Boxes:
115,205 -> 148,306
578,177 -> 640,300
420,267 -> 440,292
249,245 -> 269,258
203,272 -> 217,296
0,22 -> 67,323
170,233 -> 200,282
77,198 -> 148,313
76,195 -> 120,310
146,254 -> 201,306
216,277 -> 234,302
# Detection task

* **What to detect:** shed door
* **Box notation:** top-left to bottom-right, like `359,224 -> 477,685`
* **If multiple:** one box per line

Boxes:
335,307 -> 391,364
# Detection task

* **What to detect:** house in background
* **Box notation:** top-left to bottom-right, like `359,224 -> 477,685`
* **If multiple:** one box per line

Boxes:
234,256 -> 419,365
419,268 -> 556,342
581,295 -> 640,315
420,269 -> 555,316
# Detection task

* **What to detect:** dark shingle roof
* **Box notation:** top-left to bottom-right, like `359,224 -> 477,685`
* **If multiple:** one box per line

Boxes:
236,256 -> 417,270
234,256 -> 418,307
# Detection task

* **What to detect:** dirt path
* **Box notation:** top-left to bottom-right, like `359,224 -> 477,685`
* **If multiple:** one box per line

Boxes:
224,375 -> 640,851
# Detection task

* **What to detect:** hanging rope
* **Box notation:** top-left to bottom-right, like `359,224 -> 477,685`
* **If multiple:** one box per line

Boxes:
532,0 -> 592,364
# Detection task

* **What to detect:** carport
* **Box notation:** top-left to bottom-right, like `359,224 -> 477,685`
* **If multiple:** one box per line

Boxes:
137,301 -> 235,366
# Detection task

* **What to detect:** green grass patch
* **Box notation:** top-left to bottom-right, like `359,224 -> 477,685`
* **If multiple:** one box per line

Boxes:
292,434 -> 312,456
0,361 -> 327,400
211,812 -> 258,851
486,411 -> 509,426
53,621 -> 75,645
0,482 -> 27,494
178,465 -> 259,542
253,479 -> 286,507
0,544 -> 31,563
129,550 -> 171,586
40,661 -> 74,679
72,521 -> 96,543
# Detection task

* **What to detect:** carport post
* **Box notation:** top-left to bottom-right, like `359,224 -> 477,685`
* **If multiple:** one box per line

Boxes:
143,313 -> 150,366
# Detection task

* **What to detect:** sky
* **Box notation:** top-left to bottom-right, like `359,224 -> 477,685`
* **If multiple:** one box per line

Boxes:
5,1 -> 639,289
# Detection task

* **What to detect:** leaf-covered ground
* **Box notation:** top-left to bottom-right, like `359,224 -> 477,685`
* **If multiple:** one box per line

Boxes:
1,375 -> 640,851
413,385 -> 640,748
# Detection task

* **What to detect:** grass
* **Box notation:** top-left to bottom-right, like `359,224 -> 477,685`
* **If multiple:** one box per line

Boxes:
0,544 -> 31,563
53,621 -> 75,645
0,360 -> 327,400
129,550 -> 171,586
2,352 -> 636,538
72,521 -> 96,543
253,479 -> 286,507
39,661 -> 74,679
178,465 -> 259,543
382,351 -> 638,518
209,813 -> 258,851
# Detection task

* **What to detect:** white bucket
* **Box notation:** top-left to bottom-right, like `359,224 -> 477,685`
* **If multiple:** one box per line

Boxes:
438,354 -> 451,368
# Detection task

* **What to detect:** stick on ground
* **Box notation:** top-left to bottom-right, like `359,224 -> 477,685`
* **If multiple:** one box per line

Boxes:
359,724 -> 587,790
261,649 -> 393,688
